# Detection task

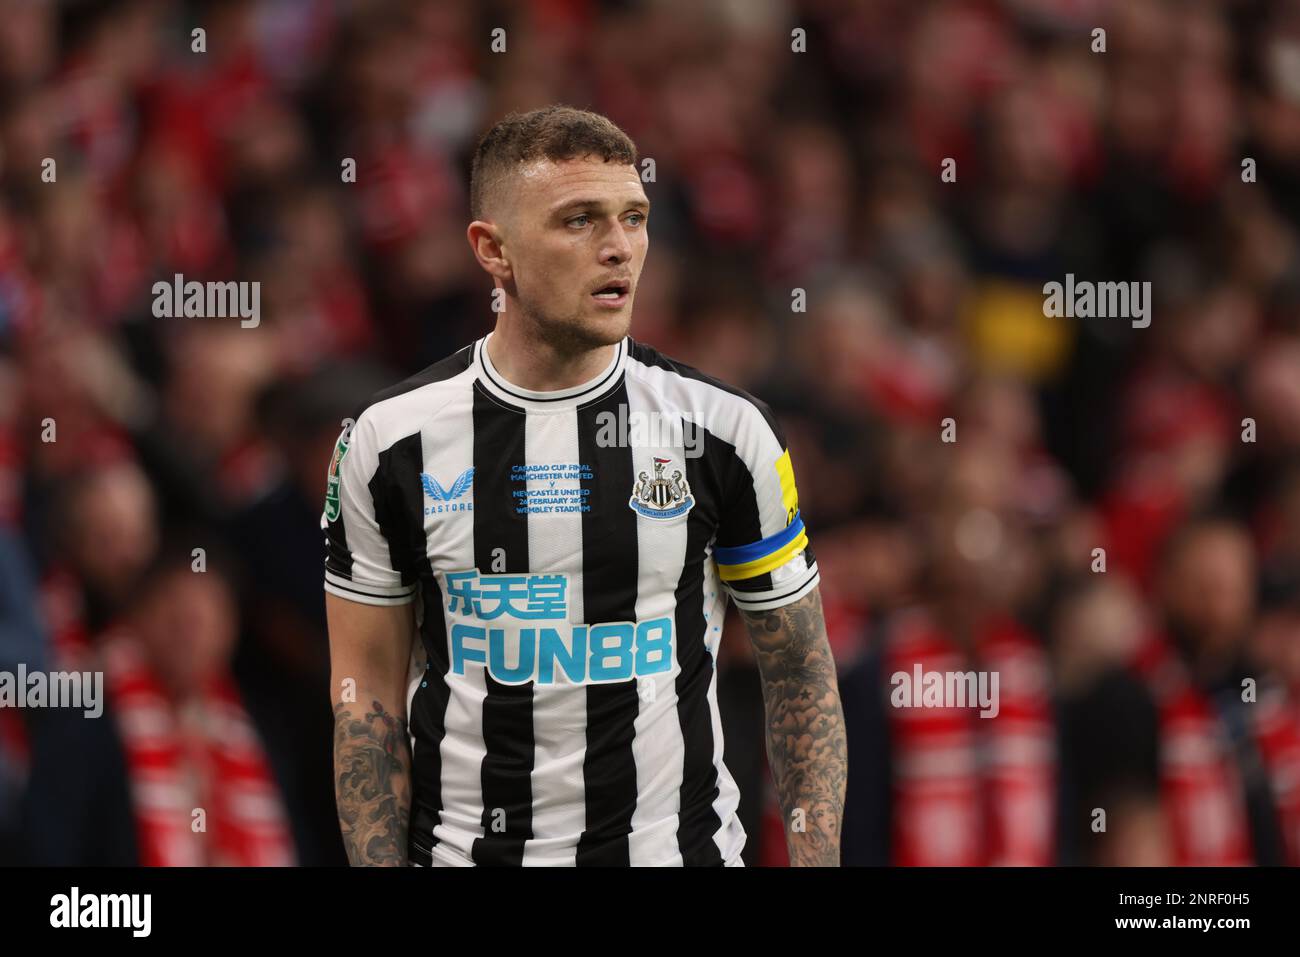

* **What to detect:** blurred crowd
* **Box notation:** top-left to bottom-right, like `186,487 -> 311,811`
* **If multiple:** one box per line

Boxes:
3,0 -> 1300,866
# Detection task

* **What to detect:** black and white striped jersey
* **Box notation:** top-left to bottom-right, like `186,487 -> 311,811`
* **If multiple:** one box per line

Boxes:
322,332 -> 819,866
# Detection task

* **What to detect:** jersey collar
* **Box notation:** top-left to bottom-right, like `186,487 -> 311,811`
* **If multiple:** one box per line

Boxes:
474,332 -> 628,412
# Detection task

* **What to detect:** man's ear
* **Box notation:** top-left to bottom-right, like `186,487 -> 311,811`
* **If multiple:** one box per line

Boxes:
467,220 -> 513,280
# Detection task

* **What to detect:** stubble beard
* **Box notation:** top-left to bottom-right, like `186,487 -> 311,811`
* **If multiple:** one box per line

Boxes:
519,295 -> 631,359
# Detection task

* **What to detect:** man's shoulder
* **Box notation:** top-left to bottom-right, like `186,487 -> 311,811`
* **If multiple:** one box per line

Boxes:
625,338 -> 781,438
352,343 -> 477,432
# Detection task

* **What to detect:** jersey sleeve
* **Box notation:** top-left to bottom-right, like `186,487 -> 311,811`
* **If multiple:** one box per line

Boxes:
711,399 -> 819,612
322,412 -> 417,606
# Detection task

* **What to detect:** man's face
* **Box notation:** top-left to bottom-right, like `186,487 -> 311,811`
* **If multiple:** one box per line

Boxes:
497,156 -> 649,351
1164,528 -> 1256,650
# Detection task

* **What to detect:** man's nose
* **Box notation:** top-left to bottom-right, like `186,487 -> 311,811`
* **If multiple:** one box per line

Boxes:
600,222 -> 634,263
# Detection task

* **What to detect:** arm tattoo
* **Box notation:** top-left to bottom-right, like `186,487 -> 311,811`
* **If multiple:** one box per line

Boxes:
740,587 -> 846,866
333,699 -> 412,866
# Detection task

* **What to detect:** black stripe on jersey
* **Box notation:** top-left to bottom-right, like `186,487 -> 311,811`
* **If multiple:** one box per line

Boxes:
725,553 -> 819,609
369,438 -> 420,590
409,572 -> 452,863
470,385 -> 534,866
375,433 -> 451,864
673,420 -> 725,864
323,578 -> 403,601
708,435 -> 773,594
575,383 -> 641,866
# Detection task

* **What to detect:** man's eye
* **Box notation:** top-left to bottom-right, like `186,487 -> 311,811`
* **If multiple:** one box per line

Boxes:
568,215 -> 590,228
626,213 -> 645,227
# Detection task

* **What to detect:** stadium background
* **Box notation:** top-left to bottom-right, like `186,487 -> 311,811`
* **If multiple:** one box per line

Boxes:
3,0 -> 1300,866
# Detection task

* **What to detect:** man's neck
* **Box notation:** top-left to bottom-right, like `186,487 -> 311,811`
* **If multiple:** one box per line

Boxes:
486,317 -> 617,392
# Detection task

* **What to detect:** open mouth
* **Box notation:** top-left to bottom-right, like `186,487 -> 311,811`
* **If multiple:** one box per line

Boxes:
591,280 -> 630,305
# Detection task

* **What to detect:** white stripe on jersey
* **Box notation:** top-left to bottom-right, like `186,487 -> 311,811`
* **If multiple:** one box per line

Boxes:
623,370 -> 689,865
523,410 -> 587,865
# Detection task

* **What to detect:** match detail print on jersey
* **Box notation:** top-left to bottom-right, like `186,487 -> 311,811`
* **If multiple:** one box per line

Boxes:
322,333 -> 818,865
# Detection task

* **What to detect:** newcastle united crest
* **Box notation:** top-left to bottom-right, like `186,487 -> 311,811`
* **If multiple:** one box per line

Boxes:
630,457 -> 695,520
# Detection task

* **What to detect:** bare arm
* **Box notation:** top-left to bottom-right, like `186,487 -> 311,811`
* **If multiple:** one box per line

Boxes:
326,592 -> 416,866
739,585 -> 846,866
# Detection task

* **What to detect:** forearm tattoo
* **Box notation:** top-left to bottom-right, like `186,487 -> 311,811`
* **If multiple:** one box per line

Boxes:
333,699 -> 412,866
740,588 -> 846,866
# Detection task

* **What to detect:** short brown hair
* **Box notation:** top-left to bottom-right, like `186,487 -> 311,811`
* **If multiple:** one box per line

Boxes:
469,105 -> 638,221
